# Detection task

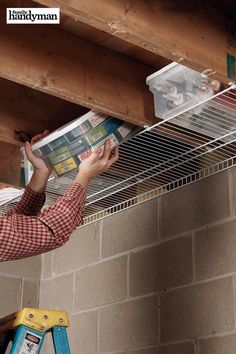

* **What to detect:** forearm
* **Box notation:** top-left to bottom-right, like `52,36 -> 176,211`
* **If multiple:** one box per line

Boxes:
38,183 -> 86,244
6,170 -> 49,217
1,183 -> 86,262
6,185 -> 46,216
73,173 -> 90,189
28,169 -> 50,194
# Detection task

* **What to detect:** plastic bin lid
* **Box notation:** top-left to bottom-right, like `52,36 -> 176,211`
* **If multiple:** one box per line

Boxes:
146,62 -> 179,83
32,110 -> 104,150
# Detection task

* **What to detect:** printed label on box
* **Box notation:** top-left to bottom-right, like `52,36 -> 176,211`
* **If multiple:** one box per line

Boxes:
49,136 -> 67,150
103,118 -> 123,134
79,134 -> 119,162
90,114 -> 106,128
48,146 -> 71,165
117,124 -> 133,138
107,133 -> 119,148
39,144 -> 52,156
69,121 -> 91,140
95,134 -> 119,151
85,126 -> 108,145
54,157 -> 78,176
68,138 -> 89,156
78,150 -> 93,162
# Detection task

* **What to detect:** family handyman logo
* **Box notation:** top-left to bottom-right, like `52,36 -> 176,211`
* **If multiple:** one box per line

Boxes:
6,8 -> 60,24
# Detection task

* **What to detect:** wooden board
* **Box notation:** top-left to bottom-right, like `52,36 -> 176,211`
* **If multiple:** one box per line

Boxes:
33,0 -> 236,83
0,141 -> 21,185
0,4 -> 156,128
0,78 -> 88,147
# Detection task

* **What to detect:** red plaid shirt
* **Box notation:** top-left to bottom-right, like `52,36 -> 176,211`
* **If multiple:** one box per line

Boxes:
0,183 -> 86,262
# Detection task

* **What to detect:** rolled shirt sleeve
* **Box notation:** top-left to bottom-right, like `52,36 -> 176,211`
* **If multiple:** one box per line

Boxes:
6,186 -> 46,217
0,183 -> 86,262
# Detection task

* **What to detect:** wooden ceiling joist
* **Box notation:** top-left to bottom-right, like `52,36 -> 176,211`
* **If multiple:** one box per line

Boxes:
0,4 -> 156,128
0,77 -> 88,185
34,0 -> 236,83
0,78 -> 88,147
0,141 -> 21,186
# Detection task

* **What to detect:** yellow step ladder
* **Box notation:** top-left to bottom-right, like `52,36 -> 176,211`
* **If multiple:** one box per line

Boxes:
0,308 -> 71,353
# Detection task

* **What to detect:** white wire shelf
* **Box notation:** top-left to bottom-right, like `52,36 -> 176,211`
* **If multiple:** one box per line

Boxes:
1,85 -> 236,225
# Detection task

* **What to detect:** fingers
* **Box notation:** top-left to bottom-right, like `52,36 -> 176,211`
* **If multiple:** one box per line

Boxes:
24,141 -> 34,161
31,130 -> 49,144
107,146 -> 119,168
90,148 -> 102,163
89,143 -> 118,170
24,141 -> 32,153
31,134 -> 41,144
78,143 -> 119,183
43,130 -> 49,137
102,139 -> 112,160
112,146 -> 119,160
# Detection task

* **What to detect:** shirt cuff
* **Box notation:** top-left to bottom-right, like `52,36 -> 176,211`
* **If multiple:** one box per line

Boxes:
20,185 -> 46,215
63,183 -> 87,200
25,185 -> 46,204
37,182 -> 86,243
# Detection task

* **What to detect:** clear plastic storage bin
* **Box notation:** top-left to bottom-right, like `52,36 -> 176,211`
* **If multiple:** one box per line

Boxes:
32,111 -> 137,177
146,62 -> 214,119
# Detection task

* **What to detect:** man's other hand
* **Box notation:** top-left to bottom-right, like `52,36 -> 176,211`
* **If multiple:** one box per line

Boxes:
25,130 -> 50,177
75,140 -> 119,187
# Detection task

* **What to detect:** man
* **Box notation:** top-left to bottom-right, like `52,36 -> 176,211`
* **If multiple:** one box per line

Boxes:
0,131 -> 118,262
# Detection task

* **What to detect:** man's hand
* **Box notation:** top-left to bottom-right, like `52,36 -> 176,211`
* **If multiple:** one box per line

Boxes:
24,130 -> 50,177
24,130 -> 51,193
75,140 -> 119,188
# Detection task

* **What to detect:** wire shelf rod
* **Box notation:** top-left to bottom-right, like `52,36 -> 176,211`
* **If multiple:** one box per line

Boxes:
86,137 -> 236,204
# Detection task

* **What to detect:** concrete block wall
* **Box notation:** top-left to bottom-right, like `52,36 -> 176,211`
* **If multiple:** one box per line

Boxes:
0,255 -> 41,317
37,167 -> 236,354
2,167 -> 236,353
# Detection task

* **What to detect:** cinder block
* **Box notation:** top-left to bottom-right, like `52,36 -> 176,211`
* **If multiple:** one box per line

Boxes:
68,311 -> 97,354
160,171 -> 230,238
39,273 -> 73,313
52,222 -> 100,275
41,252 -> 52,280
161,277 -> 234,341
199,334 -> 236,354
128,342 -> 194,354
130,236 -> 192,296
196,220 -> 236,280
39,334 -> 54,354
22,279 -> 39,308
127,347 -> 159,354
0,256 -> 41,279
157,342 -> 195,354
102,199 -> 158,257
127,348 -> 158,354
0,275 -> 22,317
230,167 -> 236,214
99,296 -> 158,352
75,256 -> 127,310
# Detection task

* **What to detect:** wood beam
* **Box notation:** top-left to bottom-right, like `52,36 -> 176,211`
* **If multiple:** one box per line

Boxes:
0,4 -> 156,128
0,77 -> 88,185
0,142 -> 21,186
34,0 -> 236,83
0,78 -> 88,145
